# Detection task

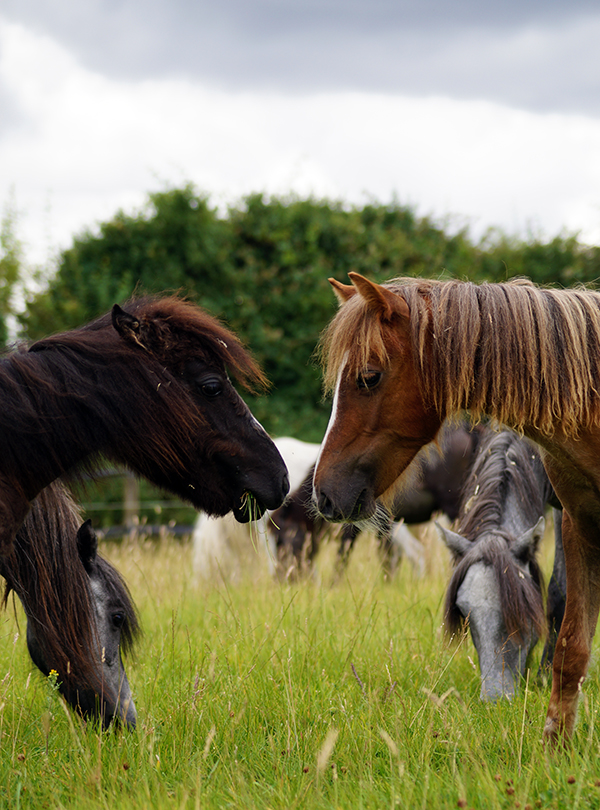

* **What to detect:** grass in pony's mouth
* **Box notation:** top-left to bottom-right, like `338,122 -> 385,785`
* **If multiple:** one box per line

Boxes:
239,491 -> 252,516
239,491 -> 262,523
239,491 -> 274,555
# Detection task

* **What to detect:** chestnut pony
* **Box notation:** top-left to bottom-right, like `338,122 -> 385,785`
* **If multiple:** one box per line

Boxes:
0,295 -> 288,555
313,273 -> 600,744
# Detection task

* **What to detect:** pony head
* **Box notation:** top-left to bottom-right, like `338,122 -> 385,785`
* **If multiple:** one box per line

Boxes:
25,519 -> 139,728
24,295 -> 290,522
313,273 -> 441,522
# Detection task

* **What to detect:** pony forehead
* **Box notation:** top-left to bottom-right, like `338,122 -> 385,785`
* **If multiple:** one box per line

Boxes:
320,289 -> 403,393
125,295 -> 267,388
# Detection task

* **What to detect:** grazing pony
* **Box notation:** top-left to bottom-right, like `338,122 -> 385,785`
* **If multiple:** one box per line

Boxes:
3,482 -> 139,728
440,429 -> 553,700
270,421 -> 480,577
336,420 -> 481,572
0,295 -> 288,556
313,273 -> 600,742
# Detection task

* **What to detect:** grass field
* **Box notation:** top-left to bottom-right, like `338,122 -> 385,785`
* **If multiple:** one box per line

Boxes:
1,518 -> 600,809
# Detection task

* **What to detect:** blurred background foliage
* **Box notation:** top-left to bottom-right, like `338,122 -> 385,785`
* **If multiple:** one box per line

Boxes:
3,184 -> 600,527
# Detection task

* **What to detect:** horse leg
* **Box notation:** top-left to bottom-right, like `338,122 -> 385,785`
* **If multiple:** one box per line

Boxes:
539,508 -> 566,672
337,524 -> 361,568
544,508 -> 600,742
304,526 -> 320,572
377,516 -> 397,579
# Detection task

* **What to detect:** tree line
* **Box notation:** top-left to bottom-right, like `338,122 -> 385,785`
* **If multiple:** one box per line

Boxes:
2,186 -> 599,526
10,185 -> 600,442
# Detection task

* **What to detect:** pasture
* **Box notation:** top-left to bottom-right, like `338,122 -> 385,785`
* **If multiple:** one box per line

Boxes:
1,520 -> 600,809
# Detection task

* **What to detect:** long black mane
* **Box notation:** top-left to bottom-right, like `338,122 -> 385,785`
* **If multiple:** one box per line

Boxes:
1,481 -> 139,692
1,295 -> 266,495
445,430 -> 551,641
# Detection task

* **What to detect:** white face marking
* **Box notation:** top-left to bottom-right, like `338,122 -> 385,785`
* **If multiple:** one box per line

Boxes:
314,356 -> 346,475
250,412 -> 268,433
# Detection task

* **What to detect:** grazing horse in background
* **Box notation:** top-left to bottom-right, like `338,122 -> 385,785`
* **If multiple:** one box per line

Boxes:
3,482 -> 139,728
0,294 -> 288,558
313,273 -> 600,743
440,429 -> 555,700
336,420 -> 481,573
270,421 -> 480,577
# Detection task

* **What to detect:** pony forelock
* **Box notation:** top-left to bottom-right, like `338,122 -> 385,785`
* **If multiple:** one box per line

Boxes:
319,295 -> 392,395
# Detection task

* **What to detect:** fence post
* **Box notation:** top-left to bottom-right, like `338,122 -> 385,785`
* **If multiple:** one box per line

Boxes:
123,473 -> 140,528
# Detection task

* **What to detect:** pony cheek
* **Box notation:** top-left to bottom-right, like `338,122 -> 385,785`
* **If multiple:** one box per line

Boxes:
372,433 -> 435,504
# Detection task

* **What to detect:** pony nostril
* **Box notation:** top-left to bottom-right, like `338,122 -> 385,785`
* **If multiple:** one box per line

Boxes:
352,489 -> 369,520
316,490 -> 336,520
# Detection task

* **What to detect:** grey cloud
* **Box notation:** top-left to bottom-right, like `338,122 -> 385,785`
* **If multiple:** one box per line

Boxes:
3,0 -> 600,115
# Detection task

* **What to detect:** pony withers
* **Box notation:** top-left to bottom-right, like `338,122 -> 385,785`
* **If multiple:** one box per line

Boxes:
3,481 -> 139,728
0,295 -> 289,555
313,273 -> 600,743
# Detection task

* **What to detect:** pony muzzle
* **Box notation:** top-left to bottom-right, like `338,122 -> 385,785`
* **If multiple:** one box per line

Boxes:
313,479 -> 376,523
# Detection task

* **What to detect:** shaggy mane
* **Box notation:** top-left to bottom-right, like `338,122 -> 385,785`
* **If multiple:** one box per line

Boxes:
0,294 -> 267,491
444,430 -> 550,642
1,481 -> 139,693
444,530 -> 546,643
321,277 -> 600,437
29,294 -> 267,392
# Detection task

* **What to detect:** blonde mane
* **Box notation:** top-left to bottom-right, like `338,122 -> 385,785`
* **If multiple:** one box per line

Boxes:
320,277 -> 600,437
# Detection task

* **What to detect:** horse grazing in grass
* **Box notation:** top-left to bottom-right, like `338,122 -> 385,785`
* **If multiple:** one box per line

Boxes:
4,482 -> 139,728
313,273 -> 600,743
440,429 -> 555,700
0,295 -> 288,556
336,420 -> 481,573
270,421 -> 479,578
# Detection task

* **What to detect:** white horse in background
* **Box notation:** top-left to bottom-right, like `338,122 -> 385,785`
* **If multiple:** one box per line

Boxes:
192,437 -> 321,582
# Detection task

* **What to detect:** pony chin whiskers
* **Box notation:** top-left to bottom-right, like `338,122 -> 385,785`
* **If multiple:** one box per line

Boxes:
350,502 -> 394,536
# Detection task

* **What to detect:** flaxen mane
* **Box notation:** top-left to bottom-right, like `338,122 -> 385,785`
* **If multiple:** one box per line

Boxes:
321,278 -> 600,437
444,430 -> 549,642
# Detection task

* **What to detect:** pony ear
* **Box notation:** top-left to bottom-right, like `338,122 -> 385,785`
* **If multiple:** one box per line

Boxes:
329,277 -> 356,306
511,516 -> 545,561
77,519 -> 98,573
112,304 -> 146,347
348,272 -> 409,321
437,523 -> 471,560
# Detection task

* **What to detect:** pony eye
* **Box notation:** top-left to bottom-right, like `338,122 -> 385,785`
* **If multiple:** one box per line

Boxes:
112,613 -> 125,629
357,370 -> 382,391
200,379 -> 223,398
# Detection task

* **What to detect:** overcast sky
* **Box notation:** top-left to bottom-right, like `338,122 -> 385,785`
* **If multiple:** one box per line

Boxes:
2,1 -> 600,271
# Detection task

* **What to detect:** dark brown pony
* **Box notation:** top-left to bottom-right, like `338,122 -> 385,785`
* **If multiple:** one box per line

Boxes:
3,481 -> 139,727
0,295 -> 288,555
313,273 -> 600,743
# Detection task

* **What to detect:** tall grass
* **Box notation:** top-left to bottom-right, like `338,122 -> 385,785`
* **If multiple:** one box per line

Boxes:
1,522 -> 600,809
